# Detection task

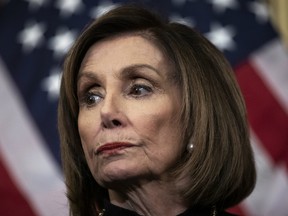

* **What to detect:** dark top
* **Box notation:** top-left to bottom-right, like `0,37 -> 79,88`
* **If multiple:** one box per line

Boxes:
103,201 -> 237,216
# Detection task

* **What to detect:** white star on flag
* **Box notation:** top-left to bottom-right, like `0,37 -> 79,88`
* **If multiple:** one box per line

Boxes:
207,0 -> 238,13
24,0 -> 48,10
41,67 -> 62,101
55,0 -> 84,17
248,1 -> 269,23
48,28 -> 77,58
171,0 -> 196,7
17,21 -> 46,53
205,23 -> 236,51
90,0 -> 118,18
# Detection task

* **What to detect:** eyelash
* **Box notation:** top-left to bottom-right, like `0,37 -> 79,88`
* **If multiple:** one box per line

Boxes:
80,91 -> 103,107
128,84 -> 153,97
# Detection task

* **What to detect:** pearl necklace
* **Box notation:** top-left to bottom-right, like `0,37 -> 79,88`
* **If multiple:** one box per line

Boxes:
211,205 -> 217,216
98,209 -> 105,216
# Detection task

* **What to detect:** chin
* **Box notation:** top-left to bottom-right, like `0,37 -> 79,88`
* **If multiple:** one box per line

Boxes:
96,160 -> 143,187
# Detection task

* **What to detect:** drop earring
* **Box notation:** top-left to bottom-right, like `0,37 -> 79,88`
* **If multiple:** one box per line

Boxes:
187,143 -> 194,153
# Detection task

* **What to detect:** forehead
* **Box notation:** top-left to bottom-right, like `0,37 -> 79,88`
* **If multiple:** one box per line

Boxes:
79,34 -> 169,75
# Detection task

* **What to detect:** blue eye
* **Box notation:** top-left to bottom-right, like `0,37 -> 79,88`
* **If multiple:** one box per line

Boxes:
130,84 -> 152,96
85,92 -> 102,106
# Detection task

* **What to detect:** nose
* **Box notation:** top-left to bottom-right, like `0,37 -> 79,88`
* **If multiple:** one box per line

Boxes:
100,93 -> 125,129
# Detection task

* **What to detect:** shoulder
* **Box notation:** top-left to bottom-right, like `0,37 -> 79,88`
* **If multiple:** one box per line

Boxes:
219,211 -> 238,216
179,207 -> 239,216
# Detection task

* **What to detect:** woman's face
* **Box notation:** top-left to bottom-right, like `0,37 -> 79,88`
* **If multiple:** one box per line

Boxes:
77,35 -> 183,187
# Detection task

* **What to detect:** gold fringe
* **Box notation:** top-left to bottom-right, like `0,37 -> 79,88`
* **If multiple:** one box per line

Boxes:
266,0 -> 288,47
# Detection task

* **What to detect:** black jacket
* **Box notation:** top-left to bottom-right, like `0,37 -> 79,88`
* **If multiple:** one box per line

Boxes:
103,201 -> 237,216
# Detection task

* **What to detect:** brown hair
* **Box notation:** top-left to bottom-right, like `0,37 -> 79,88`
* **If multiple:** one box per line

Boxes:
58,4 -> 256,216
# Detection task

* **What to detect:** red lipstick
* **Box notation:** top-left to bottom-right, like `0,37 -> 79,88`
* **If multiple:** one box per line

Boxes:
96,142 -> 135,155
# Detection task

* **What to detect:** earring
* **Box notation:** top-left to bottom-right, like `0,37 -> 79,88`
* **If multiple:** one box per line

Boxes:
187,143 -> 194,153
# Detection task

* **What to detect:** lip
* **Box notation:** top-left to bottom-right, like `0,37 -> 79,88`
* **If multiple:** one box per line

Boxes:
96,142 -> 135,155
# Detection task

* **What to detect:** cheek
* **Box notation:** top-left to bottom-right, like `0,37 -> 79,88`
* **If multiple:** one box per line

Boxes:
134,109 -> 183,172
78,112 -> 99,159
131,109 -> 163,135
143,114 -> 166,134
133,103 -> 181,143
78,115 -> 89,147
78,111 -> 99,141
78,114 -> 100,179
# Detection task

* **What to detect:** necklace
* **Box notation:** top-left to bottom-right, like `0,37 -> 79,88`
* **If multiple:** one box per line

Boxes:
98,209 -> 105,216
98,205 -> 217,216
211,205 -> 217,216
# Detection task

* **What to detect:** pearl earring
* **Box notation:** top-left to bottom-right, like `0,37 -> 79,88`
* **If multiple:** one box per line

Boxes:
187,143 -> 194,153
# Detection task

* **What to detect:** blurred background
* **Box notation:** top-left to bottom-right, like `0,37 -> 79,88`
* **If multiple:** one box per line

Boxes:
0,0 -> 287,215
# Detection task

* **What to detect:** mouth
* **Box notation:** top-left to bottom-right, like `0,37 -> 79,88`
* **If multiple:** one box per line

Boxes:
96,142 -> 135,155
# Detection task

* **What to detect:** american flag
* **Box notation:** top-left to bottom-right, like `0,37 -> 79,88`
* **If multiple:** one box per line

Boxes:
0,0 -> 287,215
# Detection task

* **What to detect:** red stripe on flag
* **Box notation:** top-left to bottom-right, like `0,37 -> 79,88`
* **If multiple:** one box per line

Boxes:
235,61 -> 288,166
228,204 -> 246,216
0,154 -> 37,216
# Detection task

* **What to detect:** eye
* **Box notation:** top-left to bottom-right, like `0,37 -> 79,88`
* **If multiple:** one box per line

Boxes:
129,84 -> 152,97
83,92 -> 103,107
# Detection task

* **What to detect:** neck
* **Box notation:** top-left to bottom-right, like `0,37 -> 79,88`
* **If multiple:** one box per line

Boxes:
108,180 -> 188,216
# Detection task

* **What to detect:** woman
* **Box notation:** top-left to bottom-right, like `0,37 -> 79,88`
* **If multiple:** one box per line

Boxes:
58,5 -> 256,216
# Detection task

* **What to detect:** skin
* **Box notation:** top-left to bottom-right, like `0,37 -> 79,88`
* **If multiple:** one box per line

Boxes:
77,35 -> 187,215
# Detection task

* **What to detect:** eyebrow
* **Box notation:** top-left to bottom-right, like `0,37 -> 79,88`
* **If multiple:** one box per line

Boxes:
77,71 -> 97,82
77,63 -> 162,82
121,64 -> 162,78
